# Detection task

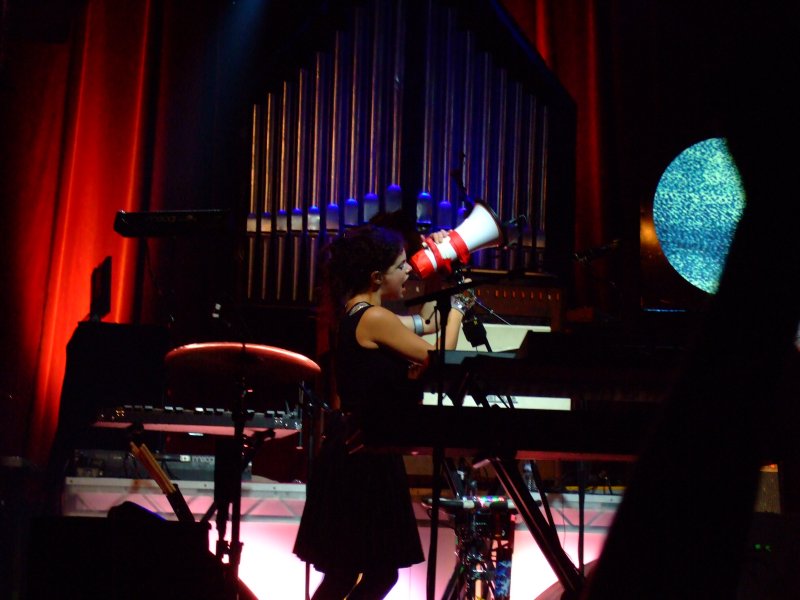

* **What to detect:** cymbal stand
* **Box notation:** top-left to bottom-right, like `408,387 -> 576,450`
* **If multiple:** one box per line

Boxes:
297,382 -> 332,600
208,380 -> 251,596
201,428 -> 273,526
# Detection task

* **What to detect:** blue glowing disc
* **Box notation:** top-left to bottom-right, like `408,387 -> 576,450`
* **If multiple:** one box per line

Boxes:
653,137 -> 746,294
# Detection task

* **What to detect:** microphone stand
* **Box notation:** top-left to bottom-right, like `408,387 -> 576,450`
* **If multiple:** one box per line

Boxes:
404,279 -> 482,309
405,278 -> 481,600
429,295 -> 450,600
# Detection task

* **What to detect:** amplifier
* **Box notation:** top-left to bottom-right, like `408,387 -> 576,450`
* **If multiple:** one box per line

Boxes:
71,449 -> 252,482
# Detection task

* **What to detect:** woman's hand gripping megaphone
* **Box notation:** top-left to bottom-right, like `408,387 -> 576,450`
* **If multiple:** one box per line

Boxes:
408,200 -> 505,278
409,229 -> 469,278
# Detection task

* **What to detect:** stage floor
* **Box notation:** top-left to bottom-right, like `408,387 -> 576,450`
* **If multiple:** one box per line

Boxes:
62,476 -> 619,599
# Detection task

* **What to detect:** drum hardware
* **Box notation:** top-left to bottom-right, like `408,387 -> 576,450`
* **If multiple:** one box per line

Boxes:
423,495 -> 517,600
164,342 -> 320,595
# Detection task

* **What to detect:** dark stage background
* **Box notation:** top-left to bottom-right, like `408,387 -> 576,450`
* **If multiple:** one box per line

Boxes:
1,0 -> 763,465
2,1 -> 800,599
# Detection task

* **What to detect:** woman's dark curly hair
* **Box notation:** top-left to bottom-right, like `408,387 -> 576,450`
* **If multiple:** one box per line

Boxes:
320,224 -> 405,308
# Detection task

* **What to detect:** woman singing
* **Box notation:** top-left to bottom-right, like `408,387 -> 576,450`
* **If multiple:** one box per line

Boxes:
293,224 -> 473,600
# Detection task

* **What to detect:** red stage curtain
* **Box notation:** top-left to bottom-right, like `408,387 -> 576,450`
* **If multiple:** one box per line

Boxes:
502,0 -> 607,307
1,0 -> 232,464
0,0 -> 156,463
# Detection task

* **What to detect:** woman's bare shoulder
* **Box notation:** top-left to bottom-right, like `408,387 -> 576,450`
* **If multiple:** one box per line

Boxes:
359,304 -> 402,324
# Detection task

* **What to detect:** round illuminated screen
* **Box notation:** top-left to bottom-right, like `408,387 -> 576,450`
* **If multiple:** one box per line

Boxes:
653,137 -> 746,294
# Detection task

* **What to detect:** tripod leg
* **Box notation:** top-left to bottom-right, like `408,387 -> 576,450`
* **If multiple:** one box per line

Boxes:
490,457 -> 583,597
441,563 -> 464,600
215,502 -> 229,558
213,437 -> 240,558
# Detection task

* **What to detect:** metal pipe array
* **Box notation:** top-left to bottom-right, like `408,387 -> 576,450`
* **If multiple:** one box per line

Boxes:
246,0 -> 555,304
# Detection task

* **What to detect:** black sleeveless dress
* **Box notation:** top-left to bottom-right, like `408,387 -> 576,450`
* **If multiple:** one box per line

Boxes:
293,303 -> 425,573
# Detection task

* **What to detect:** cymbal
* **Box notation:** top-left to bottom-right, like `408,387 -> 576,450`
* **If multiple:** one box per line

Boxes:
165,342 -> 321,388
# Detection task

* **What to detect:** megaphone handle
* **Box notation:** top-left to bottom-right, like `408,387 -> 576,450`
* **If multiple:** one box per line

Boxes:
424,237 -> 453,274
429,298 -> 452,407
448,231 -> 471,263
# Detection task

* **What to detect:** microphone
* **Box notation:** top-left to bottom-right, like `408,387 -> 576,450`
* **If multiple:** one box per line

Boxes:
462,313 -> 490,349
505,214 -> 527,231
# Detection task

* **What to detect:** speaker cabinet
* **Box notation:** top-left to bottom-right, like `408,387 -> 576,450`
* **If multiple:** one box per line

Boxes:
25,512 -> 225,599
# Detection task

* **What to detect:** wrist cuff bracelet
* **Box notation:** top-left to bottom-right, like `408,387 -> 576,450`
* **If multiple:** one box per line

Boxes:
412,314 -> 424,335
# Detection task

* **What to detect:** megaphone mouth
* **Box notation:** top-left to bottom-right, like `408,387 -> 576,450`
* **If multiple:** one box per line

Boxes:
468,200 -> 507,248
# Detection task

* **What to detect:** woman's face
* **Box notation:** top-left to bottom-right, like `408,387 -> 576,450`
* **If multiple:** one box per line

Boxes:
380,250 -> 411,299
